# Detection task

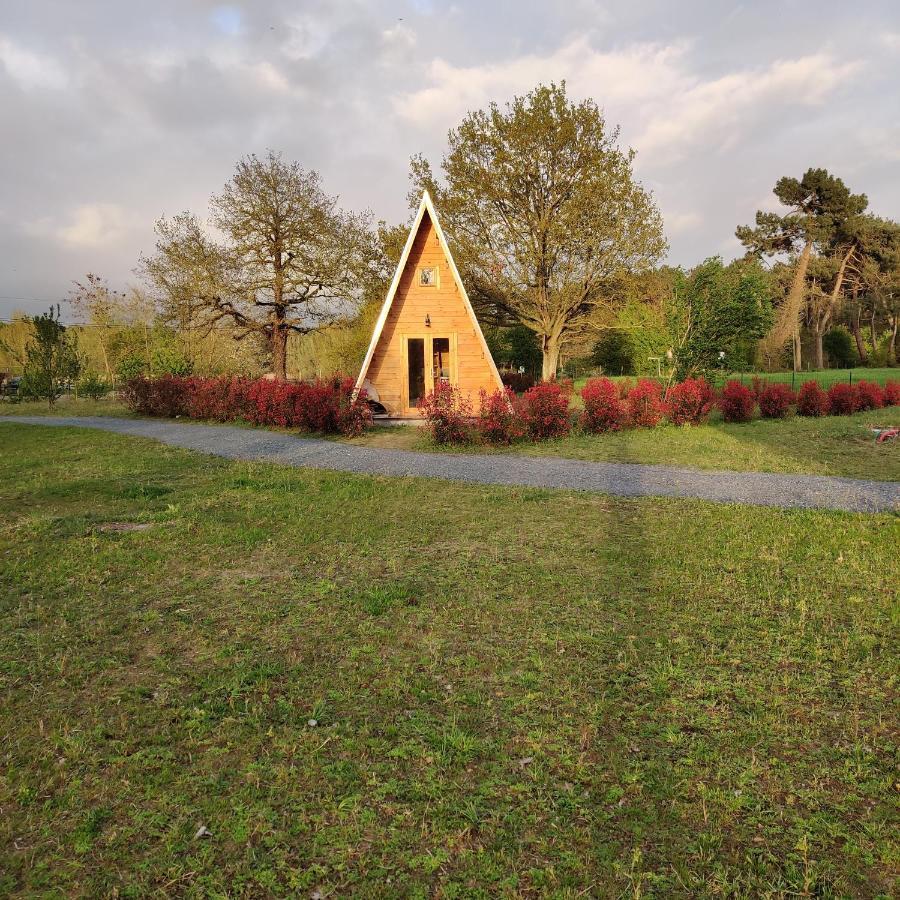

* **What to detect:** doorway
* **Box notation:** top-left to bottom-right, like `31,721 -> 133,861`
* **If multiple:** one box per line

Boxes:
403,334 -> 456,413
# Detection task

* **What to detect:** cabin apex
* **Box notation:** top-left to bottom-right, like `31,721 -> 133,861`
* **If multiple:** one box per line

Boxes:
354,190 -> 504,420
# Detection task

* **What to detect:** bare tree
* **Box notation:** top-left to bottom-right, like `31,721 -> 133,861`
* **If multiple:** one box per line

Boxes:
142,152 -> 374,379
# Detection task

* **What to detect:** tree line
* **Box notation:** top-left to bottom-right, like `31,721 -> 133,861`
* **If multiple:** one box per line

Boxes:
3,82 -> 897,394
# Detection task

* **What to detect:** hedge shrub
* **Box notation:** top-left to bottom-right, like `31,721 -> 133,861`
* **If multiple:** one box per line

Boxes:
853,380 -> 884,412
122,375 -> 371,436
796,381 -> 830,417
580,377 -> 626,433
719,380 -> 755,423
665,378 -> 715,426
626,379 -> 664,427
420,382 -> 472,444
827,382 -> 857,415
520,383 -> 571,440
758,383 -> 795,419
477,388 -> 525,444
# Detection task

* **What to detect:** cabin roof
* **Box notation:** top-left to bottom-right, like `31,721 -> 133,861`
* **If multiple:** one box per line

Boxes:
354,190 -> 502,396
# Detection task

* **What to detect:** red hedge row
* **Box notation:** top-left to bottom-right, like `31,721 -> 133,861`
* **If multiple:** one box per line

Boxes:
122,375 -> 373,436
424,376 -> 900,444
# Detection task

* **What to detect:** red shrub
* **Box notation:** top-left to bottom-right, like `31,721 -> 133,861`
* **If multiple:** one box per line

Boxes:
626,379 -> 664,427
126,374 -> 370,435
883,380 -> 900,406
853,380 -> 884,411
520,382 -> 571,440
580,377 -> 626,432
420,381 -> 472,444
719,380 -> 755,423
121,376 -> 154,415
758,383 -> 796,419
796,381 -> 830,417
122,375 -> 187,417
476,388 -> 525,444
665,378 -> 715,426
827,382 -> 858,415
184,376 -> 251,421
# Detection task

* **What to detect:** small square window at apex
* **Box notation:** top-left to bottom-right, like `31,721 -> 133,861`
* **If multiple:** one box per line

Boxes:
419,266 -> 438,286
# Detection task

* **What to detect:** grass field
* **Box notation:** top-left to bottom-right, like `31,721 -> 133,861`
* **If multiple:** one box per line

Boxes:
3,396 -> 900,482
1,423 -> 897,896
568,368 -> 899,391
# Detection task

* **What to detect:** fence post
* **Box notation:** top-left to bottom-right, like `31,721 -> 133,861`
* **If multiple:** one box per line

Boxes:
791,371 -> 795,391
849,370 -> 853,387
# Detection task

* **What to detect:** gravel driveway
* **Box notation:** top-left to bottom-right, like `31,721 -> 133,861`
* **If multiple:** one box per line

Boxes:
3,415 -> 898,513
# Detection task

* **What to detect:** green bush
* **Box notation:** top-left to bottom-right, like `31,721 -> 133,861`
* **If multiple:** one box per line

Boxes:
151,347 -> 193,376
823,327 -> 856,368
117,354 -> 148,380
77,373 -> 112,400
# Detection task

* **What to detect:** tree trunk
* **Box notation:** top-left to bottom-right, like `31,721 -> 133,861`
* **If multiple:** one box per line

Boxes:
851,307 -> 868,363
764,238 -> 812,368
813,327 -> 824,370
541,332 -> 561,382
271,323 -> 288,380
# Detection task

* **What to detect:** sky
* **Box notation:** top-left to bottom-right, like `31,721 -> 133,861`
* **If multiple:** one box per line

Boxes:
1,0 -> 898,321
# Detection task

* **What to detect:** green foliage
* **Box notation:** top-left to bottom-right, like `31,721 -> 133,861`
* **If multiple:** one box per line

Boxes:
117,353 -> 148,380
591,329 -> 635,375
823,327 -> 856,368
76,373 -> 112,400
669,258 -> 774,378
22,307 -> 82,406
150,345 -> 192,376
484,325 -> 542,373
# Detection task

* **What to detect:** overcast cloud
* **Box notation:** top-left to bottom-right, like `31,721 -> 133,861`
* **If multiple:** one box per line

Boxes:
1,0 -> 898,320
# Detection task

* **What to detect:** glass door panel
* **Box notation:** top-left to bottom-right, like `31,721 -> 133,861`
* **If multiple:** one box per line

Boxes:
407,338 -> 425,407
432,337 -> 450,386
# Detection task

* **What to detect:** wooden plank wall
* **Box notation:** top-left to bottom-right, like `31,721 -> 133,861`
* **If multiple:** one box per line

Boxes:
365,212 -> 499,416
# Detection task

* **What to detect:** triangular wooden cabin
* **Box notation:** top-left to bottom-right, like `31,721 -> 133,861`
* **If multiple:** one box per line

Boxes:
355,191 -> 503,419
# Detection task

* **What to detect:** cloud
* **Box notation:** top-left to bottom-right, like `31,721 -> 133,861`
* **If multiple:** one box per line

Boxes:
666,211 -> 701,235
635,53 -> 862,161
395,39 -> 862,165
0,35 -> 67,89
27,204 -> 132,248
395,38 -> 688,130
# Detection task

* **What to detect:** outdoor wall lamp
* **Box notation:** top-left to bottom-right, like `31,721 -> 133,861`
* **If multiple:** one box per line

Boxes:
425,314 -> 431,327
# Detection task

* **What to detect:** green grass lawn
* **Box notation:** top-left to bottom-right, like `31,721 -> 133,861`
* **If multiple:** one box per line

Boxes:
1,424 -> 897,896
0,396 -> 133,418
571,368 -> 899,392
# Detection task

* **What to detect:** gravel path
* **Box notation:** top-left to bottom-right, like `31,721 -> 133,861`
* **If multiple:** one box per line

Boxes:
3,415 -> 898,513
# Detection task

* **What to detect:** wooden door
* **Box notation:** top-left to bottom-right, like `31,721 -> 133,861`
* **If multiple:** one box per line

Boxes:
402,334 -> 457,414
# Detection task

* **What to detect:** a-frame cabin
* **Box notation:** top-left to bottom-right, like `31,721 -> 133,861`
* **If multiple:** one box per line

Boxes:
355,191 -> 504,419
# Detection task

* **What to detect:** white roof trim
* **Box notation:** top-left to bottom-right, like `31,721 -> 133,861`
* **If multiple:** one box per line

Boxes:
354,190 -> 504,398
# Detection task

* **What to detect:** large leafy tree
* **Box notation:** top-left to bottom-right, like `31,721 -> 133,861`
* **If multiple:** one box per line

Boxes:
142,152 -> 373,380
807,215 -> 900,368
668,258 -> 774,379
737,168 -> 867,370
410,83 -> 666,381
